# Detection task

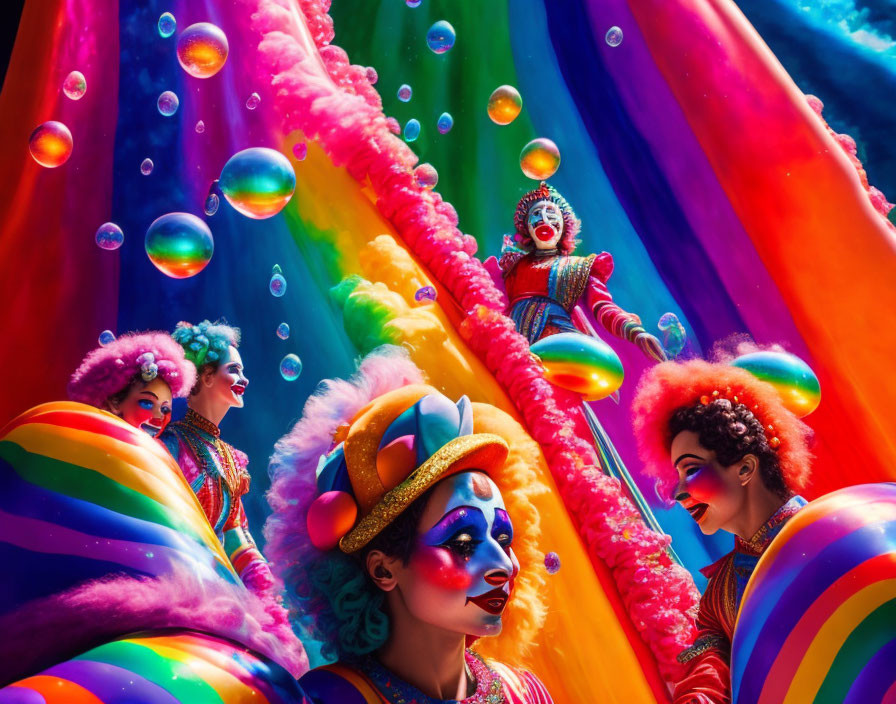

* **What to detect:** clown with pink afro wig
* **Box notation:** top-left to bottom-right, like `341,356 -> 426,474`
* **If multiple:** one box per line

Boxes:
68,332 -> 196,438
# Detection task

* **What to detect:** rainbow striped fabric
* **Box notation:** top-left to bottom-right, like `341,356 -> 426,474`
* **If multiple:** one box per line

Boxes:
0,632 -> 307,704
0,401 -> 238,618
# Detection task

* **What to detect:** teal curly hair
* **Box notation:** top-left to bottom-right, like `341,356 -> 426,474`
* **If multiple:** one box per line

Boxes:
172,320 -> 241,393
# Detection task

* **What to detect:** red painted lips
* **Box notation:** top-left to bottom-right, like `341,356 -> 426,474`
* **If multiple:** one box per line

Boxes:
687,503 -> 709,523
466,588 -> 509,615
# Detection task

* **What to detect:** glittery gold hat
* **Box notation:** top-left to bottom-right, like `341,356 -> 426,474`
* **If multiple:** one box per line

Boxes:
308,385 -> 509,554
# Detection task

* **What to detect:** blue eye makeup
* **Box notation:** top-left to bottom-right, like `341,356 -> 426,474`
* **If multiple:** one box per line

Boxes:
424,506 -> 488,545
492,509 -> 513,547
137,399 -> 154,411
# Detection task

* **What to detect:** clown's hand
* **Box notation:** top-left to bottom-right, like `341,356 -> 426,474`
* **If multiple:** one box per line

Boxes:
635,332 -> 668,363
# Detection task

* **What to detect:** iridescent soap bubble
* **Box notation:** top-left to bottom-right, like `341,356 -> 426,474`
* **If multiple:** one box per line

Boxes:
406,0 -> 421,6
176,22 -> 229,78
292,142 -> 307,161
195,120 -> 205,133
397,84 -> 412,102
404,118 -> 420,142
158,12 -> 176,38
437,112 -> 453,134
95,222 -> 124,251
657,312 -> 687,358
280,354 -> 302,381
29,121 -> 73,168
62,71 -> 86,100
157,91 -> 179,116
98,330 -> 116,346
219,147 -> 296,219
426,20 -> 455,54
606,26 -> 623,47
140,158 -> 154,175
365,67 -> 378,85
204,192 -> 219,216
487,85 -> 522,125
544,552 -> 561,574
414,163 -> 438,189
276,322 -> 290,340
270,265 -> 287,297
414,285 -> 437,302
246,92 -> 260,110
144,212 -> 214,278
520,137 -> 561,180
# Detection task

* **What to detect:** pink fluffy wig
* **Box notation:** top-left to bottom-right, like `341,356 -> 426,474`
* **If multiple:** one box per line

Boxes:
632,360 -> 813,494
68,332 -> 196,409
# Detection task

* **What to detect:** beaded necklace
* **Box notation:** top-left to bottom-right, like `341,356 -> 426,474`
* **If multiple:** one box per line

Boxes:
178,409 -> 244,514
357,650 -> 505,704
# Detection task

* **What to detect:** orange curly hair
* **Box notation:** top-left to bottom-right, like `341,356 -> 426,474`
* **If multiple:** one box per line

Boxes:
632,360 -> 813,496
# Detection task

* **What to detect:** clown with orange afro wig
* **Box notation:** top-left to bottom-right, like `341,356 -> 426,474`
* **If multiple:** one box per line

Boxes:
632,359 -> 813,704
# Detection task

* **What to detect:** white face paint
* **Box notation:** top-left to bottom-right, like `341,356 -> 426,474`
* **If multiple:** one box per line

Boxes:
526,200 -> 564,250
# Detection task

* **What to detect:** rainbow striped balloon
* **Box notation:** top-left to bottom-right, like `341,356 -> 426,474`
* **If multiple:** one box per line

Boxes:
731,483 -> 896,703
0,632 -> 307,703
530,332 -> 624,401
0,402 -> 238,617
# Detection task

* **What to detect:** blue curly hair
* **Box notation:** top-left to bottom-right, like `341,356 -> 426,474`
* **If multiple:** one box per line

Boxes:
172,320 -> 241,394
290,488 -> 431,662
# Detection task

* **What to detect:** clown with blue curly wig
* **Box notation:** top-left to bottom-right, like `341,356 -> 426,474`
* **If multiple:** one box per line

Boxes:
160,320 -> 273,596
499,181 -> 665,361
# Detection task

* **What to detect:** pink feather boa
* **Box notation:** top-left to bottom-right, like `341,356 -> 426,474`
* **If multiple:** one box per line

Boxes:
0,566 -> 308,684
248,0 -> 698,679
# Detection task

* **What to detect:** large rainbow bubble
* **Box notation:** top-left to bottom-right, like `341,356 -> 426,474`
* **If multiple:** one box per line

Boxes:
28,121 -> 73,168
520,137 -> 560,180
731,484 -> 896,703
530,332 -> 624,401
731,350 -> 821,417
176,22 -> 229,79
219,147 -> 296,219
144,212 -> 214,278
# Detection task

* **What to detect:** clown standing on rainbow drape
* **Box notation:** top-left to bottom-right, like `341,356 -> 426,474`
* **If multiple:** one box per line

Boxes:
500,181 -> 665,361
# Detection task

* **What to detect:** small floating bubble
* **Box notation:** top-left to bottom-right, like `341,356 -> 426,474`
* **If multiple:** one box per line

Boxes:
195,120 -> 205,134
95,222 -> 124,251
63,71 -> 87,100
404,118 -> 420,142
397,84 -> 412,102
606,26 -> 623,47
246,92 -> 260,110
157,91 -> 179,116
437,112 -> 453,134
98,330 -> 116,346
280,354 -> 302,381
140,158 -> 154,175
158,12 -> 176,38
414,285 -> 437,302
276,323 -> 290,340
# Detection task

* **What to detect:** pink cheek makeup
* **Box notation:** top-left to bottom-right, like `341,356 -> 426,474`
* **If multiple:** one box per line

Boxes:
410,544 -> 473,591
685,465 -> 726,504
